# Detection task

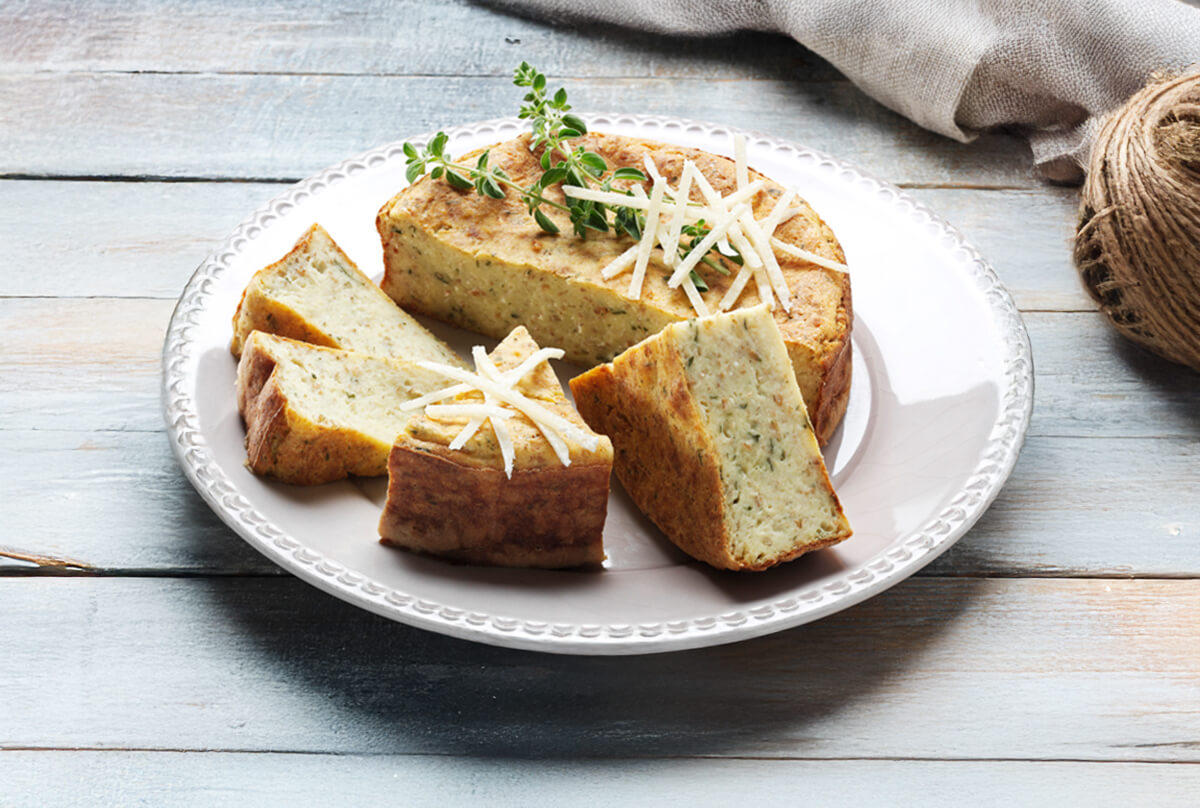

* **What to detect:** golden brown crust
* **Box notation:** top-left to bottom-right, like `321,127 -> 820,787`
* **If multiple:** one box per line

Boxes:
569,310 -> 850,572
236,335 -> 392,485
378,132 -> 852,443
569,343 -> 733,569
231,224 -> 343,357
379,446 -> 609,568
807,279 -> 853,445
378,326 -> 613,569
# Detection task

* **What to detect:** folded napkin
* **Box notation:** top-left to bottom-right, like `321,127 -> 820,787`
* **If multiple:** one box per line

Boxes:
495,0 -> 1200,182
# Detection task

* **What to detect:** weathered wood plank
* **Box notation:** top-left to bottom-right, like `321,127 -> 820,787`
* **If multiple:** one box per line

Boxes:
3,752 -> 1200,807
2,0 -> 833,80
0,180 -> 283,299
1,429 -> 1194,577
910,185 -> 1090,312
0,298 -> 168,433
4,298 -> 1195,438
0,180 -> 1091,311
1,577 -> 1198,760
0,73 -> 1033,186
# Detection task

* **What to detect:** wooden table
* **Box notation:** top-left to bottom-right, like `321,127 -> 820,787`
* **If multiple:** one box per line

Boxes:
4,3 -> 1199,803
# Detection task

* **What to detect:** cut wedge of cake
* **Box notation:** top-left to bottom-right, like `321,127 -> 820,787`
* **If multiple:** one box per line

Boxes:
569,305 -> 851,571
236,331 -> 448,485
231,222 -> 462,367
377,132 -> 851,443
378,326 -> 613,568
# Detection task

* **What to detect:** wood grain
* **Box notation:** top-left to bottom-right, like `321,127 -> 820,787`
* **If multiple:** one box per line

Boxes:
3,752 -> 1199,807
0,180 -> 1090,310
1,577 -> 1198,760
5,298 -> 1196,438
3,0 -> 833,80
0,73 -> 1033,186
1,429 -> 1194,577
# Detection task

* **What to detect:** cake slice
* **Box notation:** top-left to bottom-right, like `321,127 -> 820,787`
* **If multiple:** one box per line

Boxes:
377,131 -> 851,443
570,305 -> 851,571
231,222 -> 462,366
236,331 -> 448,485
378,326 -> 613,568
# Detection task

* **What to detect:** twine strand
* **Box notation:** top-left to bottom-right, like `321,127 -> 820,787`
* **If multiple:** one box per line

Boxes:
1075,69 -> 1200,371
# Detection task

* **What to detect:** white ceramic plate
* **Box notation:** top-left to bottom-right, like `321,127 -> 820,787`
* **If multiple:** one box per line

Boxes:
163,115 -> 1033,655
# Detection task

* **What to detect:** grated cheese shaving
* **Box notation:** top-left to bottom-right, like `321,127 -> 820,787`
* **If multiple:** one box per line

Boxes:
558,136 -> 846,312
662,161 -> 697,268
770,237 -> 849,272
400,345 -> 596,479
666,202 -> 751,288
629,175 -> 666,299
738,210 -> 791,311
600,244 -> 639,279
733,134 -> 749,191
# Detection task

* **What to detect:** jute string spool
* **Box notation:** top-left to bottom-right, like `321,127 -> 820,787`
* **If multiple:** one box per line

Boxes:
1075,69 -> 1200,372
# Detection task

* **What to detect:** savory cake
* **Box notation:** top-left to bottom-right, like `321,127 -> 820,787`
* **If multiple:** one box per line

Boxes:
377,132 -> 852,444
231,222 -> 462,366
569,305 -> 851,571
378,327 -> 613,568
235,331 -> 447,485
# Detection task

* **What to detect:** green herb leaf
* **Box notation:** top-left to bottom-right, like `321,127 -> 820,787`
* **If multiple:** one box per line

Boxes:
611,167 -> 647,181
428,132 -> 448,158
579,151 -> 607,176
689,271 -> 709,292
562,113 -> 587,134
533,208 -> 560,234
445,170 -> 473,191
402,142 -> 418,160
405,160 -> 425,184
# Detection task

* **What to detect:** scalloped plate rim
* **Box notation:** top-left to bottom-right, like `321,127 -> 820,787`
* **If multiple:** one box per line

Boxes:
161,113 -> 1034,655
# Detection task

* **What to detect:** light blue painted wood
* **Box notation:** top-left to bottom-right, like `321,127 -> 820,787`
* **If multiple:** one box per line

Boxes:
0,181 -> 1090,311
1,0 -> 836,80
6,299 -> 1196,439
1,578 -> 1198,760
0,430 -> 1194,576
0,73 -> 1033,186
3,752 -> 1200,808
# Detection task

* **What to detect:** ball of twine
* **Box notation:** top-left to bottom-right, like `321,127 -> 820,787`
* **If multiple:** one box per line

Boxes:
1075,69 -> 1200,371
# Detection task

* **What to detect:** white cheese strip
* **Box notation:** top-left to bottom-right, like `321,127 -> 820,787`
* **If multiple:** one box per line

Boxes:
448,418 -> 485,451
478,343 -> 575,468
720,179 -> 766,212
759,190 -> 798,236
563,186 -> 715,223
734,134 -> 749,190
666,202 -> 751,288
399,381 -> 473,411
642,155 -> 665,185
496,347 -> 566,387
771,237 -> 850,272
753,265 -> 774,310
681,274 -> 710,317
689,169 -> 736,255
492,415 -> 515,478
718,263 -> 755,311
663,161 -> 697,268
725,223 -> 762,269
629,176 -> 666,300
412,347 -> 584,476
600,244 -> 640,279
738,209 -> 792,311
415,363 -> 601,452
425,402 -> 515,420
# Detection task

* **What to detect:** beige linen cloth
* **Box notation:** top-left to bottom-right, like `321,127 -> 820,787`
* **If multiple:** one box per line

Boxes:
495,0 -> 1200,182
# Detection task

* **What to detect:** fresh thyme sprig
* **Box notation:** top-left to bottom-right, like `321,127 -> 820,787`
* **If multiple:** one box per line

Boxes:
402,62 -> 735,290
